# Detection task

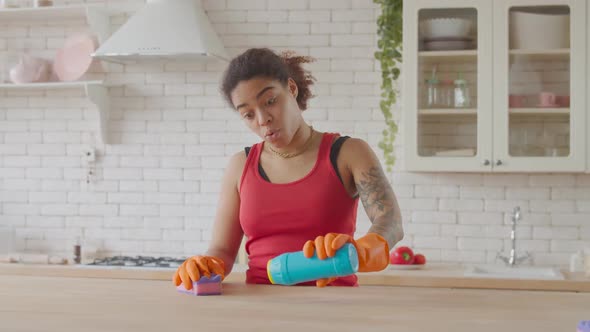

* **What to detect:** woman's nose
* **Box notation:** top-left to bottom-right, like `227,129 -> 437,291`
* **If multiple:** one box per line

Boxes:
257,111 -> 272,125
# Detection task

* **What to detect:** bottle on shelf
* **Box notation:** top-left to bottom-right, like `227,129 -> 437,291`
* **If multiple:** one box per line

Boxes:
454,72 -> 471,108
424,65 -> 441,108
440,76 -> 455,108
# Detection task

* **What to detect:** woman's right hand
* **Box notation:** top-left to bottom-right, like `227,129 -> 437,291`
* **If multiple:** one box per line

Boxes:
172,256 -> 226,290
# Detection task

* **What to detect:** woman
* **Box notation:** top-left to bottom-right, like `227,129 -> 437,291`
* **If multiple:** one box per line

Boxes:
173,48 -> 404,288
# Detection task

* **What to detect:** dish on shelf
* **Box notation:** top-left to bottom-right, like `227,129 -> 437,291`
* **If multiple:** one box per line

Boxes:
53,33 -> 98,82
509,10 -> 570,50
423,38 -> 474,51
8,54 -> 51,84
419,17 -> 473,39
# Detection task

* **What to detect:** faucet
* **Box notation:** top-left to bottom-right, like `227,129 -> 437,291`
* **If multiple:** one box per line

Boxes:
497,206 -> 531,266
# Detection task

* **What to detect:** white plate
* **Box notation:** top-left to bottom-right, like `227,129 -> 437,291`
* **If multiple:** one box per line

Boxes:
423,40 -> 473,51
388,264 -> 426,270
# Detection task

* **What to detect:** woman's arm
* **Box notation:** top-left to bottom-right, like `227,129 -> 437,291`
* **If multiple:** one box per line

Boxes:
342,138 -> 404,248
205,151 -> 246,275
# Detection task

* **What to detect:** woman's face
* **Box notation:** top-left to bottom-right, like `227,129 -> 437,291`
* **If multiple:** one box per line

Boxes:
231,77 -> 302,147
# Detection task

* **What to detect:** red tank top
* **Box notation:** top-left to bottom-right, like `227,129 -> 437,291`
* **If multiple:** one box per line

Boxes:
239,132 -> 359,286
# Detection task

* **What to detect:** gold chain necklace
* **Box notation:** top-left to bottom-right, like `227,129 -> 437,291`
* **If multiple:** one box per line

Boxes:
267,126 -> 315,158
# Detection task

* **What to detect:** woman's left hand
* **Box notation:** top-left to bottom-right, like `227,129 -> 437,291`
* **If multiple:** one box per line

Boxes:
303,232 -> 390,287
302,233 -> 353,287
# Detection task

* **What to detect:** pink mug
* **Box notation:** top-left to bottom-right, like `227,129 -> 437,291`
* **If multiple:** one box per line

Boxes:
539,92 -> 557,107
556,95 -> 570,107
509,95 -> 526,108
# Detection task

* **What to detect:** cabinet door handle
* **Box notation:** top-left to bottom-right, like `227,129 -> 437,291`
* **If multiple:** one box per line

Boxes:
482,159 -> 490,166
495,159 -> 503,166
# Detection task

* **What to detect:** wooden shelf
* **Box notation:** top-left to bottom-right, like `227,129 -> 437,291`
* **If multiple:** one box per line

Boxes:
509,48 -> 570,60
0,5 -> 111,44
419,108 -> 478,115
419,108 -> 569,116
0,80 -> 101,89
0,81 -> 110,145
509,108 -> 570,115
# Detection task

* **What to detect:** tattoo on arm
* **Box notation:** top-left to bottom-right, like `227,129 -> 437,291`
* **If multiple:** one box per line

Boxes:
355,167 -> 404,246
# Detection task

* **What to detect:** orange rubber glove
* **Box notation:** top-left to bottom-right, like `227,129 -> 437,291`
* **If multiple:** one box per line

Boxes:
303,232 -> 390,287
172,255 -> 226,290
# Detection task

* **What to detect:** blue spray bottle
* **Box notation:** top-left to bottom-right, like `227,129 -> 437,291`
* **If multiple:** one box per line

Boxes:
266,243 -> 359,285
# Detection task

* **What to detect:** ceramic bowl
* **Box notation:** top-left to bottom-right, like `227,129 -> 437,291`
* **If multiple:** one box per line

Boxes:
420,17 -> 473,39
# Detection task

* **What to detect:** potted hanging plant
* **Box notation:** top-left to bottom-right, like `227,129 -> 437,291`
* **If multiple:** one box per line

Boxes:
373,0 -> 403,172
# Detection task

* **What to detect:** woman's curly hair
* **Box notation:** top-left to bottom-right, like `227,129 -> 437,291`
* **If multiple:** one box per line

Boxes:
221,48 -> 316,111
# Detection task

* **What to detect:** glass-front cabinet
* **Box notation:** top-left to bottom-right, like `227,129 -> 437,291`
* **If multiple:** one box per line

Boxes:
403,0 -> 586,172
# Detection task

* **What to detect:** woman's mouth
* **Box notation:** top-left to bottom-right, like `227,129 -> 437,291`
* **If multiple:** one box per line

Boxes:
265,130 -> 280,141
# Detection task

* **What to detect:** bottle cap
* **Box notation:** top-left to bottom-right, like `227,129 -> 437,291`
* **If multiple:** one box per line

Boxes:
267,259 -> 280,284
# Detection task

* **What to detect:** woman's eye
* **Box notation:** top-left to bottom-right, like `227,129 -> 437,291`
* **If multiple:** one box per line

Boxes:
267,97 -> 277,106
243,113 -> 254,120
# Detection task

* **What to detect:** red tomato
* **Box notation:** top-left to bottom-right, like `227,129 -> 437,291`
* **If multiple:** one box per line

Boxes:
390,246 -> 415,265
414,254 -> 426,265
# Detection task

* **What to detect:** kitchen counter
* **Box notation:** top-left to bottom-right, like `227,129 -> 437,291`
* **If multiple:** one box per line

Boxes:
0,274 -> 588,332
1,262 -> 589,292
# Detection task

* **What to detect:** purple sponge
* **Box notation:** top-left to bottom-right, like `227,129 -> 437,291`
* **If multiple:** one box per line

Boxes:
176,274 -> 222,296
578,321 -> 590,332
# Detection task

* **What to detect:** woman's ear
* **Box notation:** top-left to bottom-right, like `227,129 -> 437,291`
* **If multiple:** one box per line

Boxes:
287,77 -> 298,98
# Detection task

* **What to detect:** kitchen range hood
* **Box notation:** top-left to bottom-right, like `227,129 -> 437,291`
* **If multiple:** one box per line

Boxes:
92,0 -> 229,63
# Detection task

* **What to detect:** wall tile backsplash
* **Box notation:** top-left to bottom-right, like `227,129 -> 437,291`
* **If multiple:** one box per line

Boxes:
0,0 -> 589,267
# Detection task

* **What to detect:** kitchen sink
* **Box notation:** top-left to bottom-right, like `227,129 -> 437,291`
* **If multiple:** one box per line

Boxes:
464,265 -> 565,280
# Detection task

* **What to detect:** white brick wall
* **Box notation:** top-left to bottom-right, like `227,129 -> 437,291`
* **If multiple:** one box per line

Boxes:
1,0 -> 589,266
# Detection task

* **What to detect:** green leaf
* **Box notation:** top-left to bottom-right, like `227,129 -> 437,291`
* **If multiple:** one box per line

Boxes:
374,0 -> 402,171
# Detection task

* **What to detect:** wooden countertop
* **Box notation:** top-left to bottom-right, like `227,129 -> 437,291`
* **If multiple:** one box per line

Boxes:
1,262 -> 589,292
0,274 -> 588,332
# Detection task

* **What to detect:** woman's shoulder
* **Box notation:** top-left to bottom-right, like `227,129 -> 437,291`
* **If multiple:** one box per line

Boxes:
335,136 -> 372,154
229,150 -> 248,169
335,136 -> 380,170
225,150 -> 249,181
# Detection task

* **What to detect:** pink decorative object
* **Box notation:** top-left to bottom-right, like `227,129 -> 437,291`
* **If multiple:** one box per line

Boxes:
53,33 -> 98,82
538,91 -> 558,107
508,94 -> 527,108
176,274 -> 222,296
9,54 -> 51,84
556,95 -> 570,107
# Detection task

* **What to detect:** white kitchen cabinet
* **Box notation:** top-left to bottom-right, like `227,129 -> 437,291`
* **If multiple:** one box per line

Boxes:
403,0 -> 586,172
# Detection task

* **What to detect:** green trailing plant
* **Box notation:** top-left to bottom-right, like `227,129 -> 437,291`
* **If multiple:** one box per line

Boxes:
373,0 -> 403,172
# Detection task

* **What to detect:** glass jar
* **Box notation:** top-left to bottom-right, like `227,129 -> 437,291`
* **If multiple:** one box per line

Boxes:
425,78 -> 440,108
454,78 -> 471,108
440,79 -> 454,108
